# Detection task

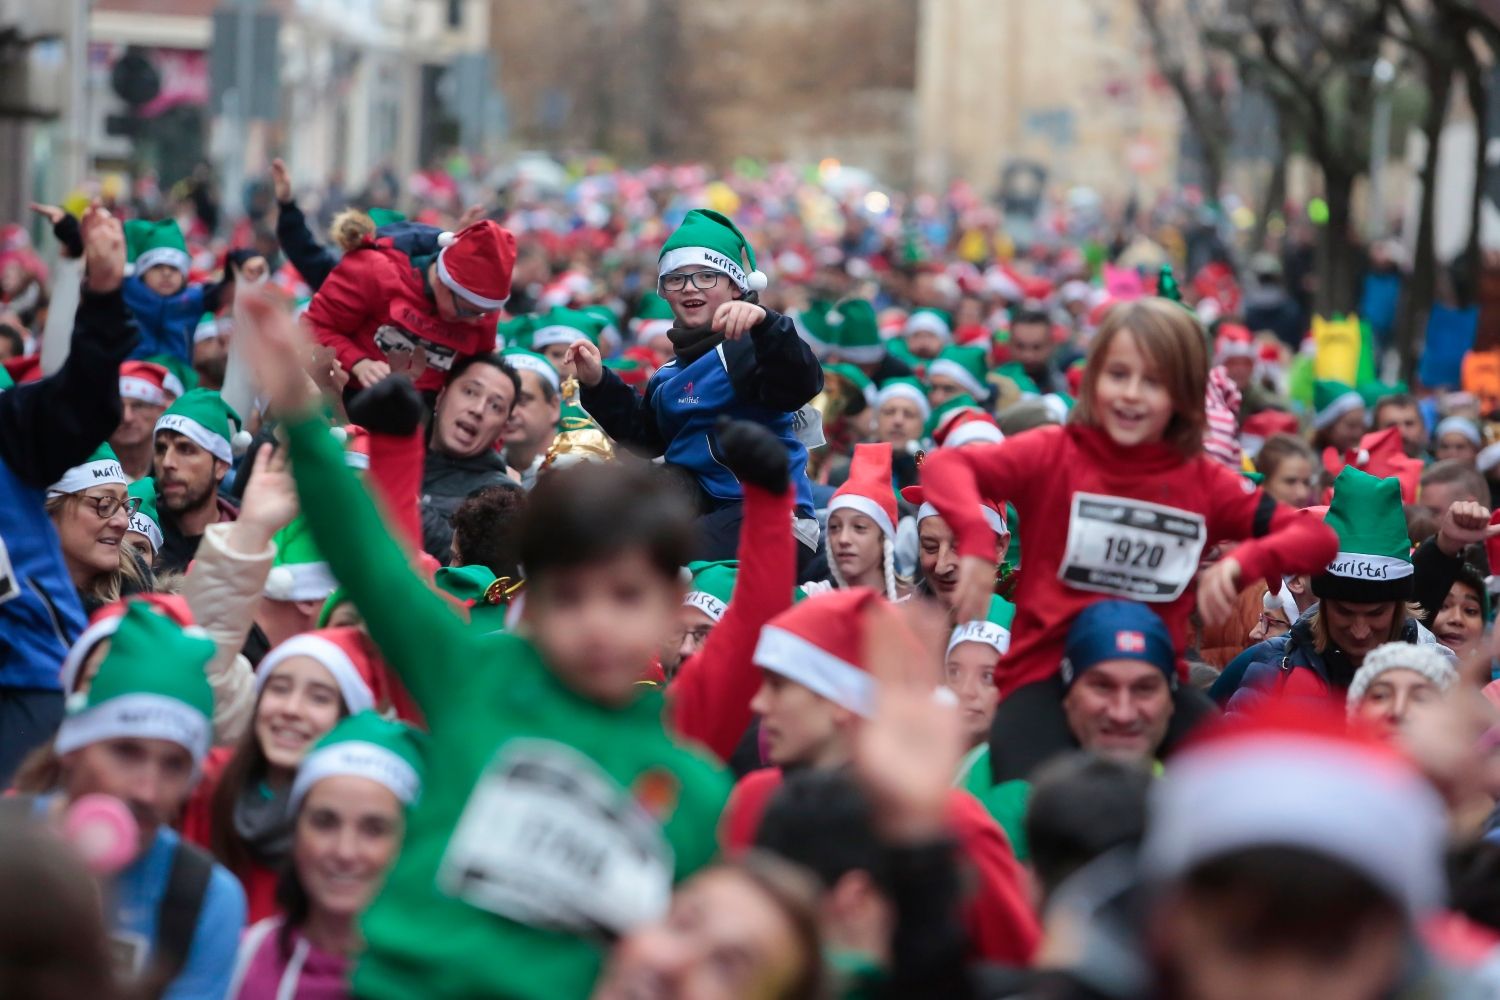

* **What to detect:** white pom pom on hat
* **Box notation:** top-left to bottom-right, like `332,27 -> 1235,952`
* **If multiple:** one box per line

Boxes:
329,426 -> 348,444
747,270 -> 768,292
231,430 -> 253,456
437,231 -> 456,248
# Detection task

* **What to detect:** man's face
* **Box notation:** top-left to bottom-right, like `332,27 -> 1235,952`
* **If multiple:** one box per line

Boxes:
1008,320 -> 1053,374
1062,660 -> 1174,761
61,738 -> 196,852
876,399 -> 924,449
660,606 -> 715,678
114,398 -> 165,449
154,431 -> 227,514
927,374 -> 966,409
432,364 -> 516,460
918,516 -> 962,607
193,335 -> 229,390
524,548 -> 682,707
905,329 -> 945,360
503,369 -> 560,451
1375,403 -> 1425,458
750,672 -> 847,769
1416,479 -> 1477,522
1320,600 -> 1397,663
1435,433 -> 1479,466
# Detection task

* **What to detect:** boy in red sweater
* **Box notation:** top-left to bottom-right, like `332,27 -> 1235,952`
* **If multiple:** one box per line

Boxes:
923,298 -> 1339,696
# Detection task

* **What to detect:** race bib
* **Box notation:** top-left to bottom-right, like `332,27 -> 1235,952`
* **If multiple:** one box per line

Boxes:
1057,493 -> 1206,602
790,403 -> 826,449
438,740 -> 674,936
0,537 -> 17,606
373,324 -> 459,371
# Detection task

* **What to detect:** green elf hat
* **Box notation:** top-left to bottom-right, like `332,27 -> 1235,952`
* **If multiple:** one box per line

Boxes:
947,594 -> 1017,659
924,392 -> 985,440
632,291 -> 676,342
791,299 -> 837,358
874,376 -> 931,422
0,365 -> 12,391
124,218 -> 190,278
289,711 -> 425,813
684,560 -> 738,622
48,442 -> 127,496
126,477 -> 163,554
54,602 -> 216,765
825,362 -> 876,412
144,353 -> 199,395
501,346 -> 561,395
904,307 -> 953,344
1314,465 -> 1414,603
1358,379 -> 1407,409
829,299 -> 883,365
513,306 -> 604,353
155,388 -> 250,463
1312,379 -> 1365,431
366,207 -> 406,228
264,516 -> 338,603
927,344 -> 990,401
433,564 -> 518,634
580,304 -> 622,354
658,208 -> 768,292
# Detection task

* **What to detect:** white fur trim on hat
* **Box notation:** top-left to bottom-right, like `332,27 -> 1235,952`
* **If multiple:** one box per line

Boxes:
255,634 -> 374,715
875,382 -> 931,421
684,590 -> 728,623
134,246 -> 191,278
55,692 -> 212,765
945,421 -> 1004,449
127,510 -> 163,553
1313,390 -> 1365,430
529,324 -> 585,350
658,247 -> 749,291
1434,416 -> 1481,448
48,458 -> 128,496
506,354 -> 561,393
915,501 -> 1008,537
1478,441 -> 1500,475
1325,552 -> 1414,583
904,312 -> 952,341
290,740 -> 421,813
120,376 -> 167,406
264,562 -> 339,603
927,358 -> 985,400
834,343 -> 885,365
947,620 -> 1011,658
828,494 -> 896,541
1346,641 -> 1459,713
435,247 -> 509,312
753,625 -> 875,717
59,616 -> 125,695
155,413 -> 233,464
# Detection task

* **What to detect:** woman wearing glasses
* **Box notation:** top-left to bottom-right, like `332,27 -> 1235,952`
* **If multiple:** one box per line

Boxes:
43,443 -> 153,614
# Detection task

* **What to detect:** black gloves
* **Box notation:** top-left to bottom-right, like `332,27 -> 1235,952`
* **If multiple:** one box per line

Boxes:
715,416 -> 789,495
347,375 -> 426,437
53,213 -> 83,259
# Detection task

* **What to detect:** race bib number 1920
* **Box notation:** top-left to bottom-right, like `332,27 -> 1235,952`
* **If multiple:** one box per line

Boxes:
438,740 -> 674,936
1057,493 -> 1206,602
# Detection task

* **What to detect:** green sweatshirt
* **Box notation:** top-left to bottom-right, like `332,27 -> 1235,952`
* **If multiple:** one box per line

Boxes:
957,746 -> 1030,862
284,412 -> 731,1000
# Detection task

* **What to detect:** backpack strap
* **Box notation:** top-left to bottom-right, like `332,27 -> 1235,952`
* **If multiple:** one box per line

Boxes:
151,840 -> 215,983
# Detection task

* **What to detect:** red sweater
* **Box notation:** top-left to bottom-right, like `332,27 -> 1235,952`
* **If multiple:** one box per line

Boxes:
669,483 -> 794,762
721,768 -> 1041,965
305,240 -> 496,393
922,424 -> 1340,695
180,748 -> 281,923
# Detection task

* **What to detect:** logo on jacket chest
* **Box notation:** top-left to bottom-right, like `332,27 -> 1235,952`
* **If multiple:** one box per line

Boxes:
676,380 -> 701,406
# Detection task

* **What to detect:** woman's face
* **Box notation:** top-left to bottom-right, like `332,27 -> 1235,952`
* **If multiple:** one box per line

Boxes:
827,508 -> 884,586
1327,406 -> 1368,454
1436,433 -> 1479,466
255,657 -> 344,773
1248,605 -> 1291,643
1265,455 -> 1315,509
294,775 -> 403,920
945,642 -> 1000,746
52,489 -> 129,582
1433,583 -> 1484,655
1353,667 -> 1444,732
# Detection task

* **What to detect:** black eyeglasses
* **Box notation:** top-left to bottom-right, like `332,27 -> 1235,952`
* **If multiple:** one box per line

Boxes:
660,270 -> 725,293
76,494 -> 142,520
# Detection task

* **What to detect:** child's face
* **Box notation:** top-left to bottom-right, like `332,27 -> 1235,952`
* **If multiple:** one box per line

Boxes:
661,268 -> 737,330
1092,329 -> 1173,448
143,265 -> 185,296
523,548 -> 683,706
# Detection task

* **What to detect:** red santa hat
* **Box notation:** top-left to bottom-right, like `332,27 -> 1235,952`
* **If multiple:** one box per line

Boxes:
877,308 -> 908,342
1323,426 -> 1422,504
254,627 -> 388,715
752,588 -> 893,717
435,220 -> 517,313
901,484 -> 1008,537
932,407 -> 1004,449
119,360 -> 184,407
1214,323 -> 1256,364
1241,409 -> 1300,440
829,443 -> 899,540
330,424 -> 371,470
59,594 -> 197,695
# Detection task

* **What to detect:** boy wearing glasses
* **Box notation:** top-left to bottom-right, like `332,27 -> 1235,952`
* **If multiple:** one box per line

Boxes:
570,209 -> 824,567
305,218 -> 518,394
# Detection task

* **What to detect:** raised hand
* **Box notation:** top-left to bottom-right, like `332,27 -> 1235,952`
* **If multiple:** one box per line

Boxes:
239,443 -> 299,536
1437,501 -> 1500,556
1195,556 -> 1241,627
237,290 -> 318,414
564,339 -> 603,387
351,358 -> 393,389
31,203 -> 83,259
270,158 -> 293,204
80,204 -> 125,293
711,300 -> 766,340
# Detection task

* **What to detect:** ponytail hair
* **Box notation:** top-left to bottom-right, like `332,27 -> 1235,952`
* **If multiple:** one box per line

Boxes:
329,210 -> 376,253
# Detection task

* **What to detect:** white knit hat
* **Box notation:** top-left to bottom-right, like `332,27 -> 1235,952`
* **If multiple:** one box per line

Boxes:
1345,641 -> 1458,714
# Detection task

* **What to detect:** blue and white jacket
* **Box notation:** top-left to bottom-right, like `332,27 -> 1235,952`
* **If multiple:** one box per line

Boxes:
582,308 -> 823,514
0,289 -> 137,689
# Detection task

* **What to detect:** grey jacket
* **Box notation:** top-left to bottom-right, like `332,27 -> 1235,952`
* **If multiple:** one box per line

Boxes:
419,446 -> 519,562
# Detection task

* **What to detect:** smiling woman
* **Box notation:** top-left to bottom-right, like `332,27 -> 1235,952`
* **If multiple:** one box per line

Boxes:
44,442 -> 153,613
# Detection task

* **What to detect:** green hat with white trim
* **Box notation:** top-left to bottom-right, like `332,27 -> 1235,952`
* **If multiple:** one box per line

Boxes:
829,299 -> 883,365
923,393 -> 984,440
126,477 -> 163,553
155,389 -> 250,463
947,595 -> 1017,658
48,442 -> 127,496
927,344 -> 990,401
124,218 -> 190,278
875,376 -> 932,422
1314,465 -> 1413,603
632,291 -> 675,341
658,209 -> 767,292
289,711 -> 425,813
504,307 -> 604,353
824,362 -> 876,413
433,564 -> 516,634
791,300 -> 837,358
501,346 -> 561,394
1313,379 -> 1365,431
684,561 -> 738,622
54,602 -> 215,765
264,516 -> 337,603
904,307 -> 952,344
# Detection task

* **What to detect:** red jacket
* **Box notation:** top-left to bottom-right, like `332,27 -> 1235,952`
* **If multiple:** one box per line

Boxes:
721,768 -> 1042,965
669,483 -> 795,762
180,748 -> 280,923
922,424 -> 1340,696
305,240 -> 496,393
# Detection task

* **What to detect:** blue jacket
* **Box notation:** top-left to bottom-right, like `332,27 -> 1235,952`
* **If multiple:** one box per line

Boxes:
0,290 -> 137,689
122,274 -> 216,363
582,308 -> 823,514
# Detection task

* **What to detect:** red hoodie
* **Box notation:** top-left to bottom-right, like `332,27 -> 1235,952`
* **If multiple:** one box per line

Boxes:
922,424 -> 1340,696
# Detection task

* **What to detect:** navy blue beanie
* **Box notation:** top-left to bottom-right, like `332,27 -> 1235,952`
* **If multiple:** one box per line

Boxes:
1061,600 -> 1177,691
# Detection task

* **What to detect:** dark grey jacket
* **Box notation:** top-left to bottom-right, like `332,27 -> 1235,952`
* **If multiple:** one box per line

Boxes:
419,446 -> 519,562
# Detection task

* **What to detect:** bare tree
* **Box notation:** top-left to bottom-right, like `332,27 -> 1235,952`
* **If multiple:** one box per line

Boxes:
1136,0 -> 1237,201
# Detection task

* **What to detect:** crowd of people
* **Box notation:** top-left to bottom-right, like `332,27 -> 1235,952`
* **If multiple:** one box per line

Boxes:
2,152 -> 1500,1000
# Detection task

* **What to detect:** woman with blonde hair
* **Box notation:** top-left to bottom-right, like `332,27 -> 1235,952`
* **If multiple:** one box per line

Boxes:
44,443 -> 153,614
